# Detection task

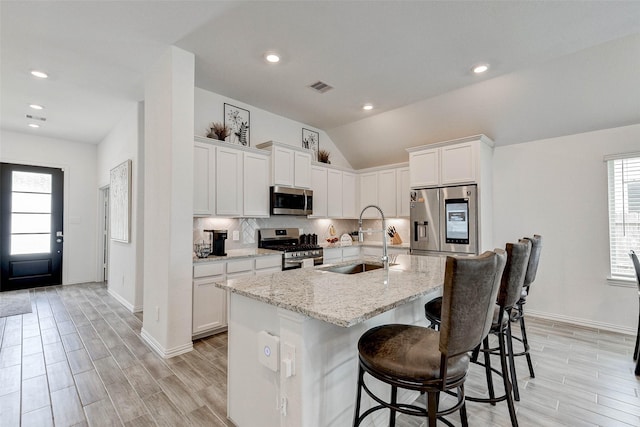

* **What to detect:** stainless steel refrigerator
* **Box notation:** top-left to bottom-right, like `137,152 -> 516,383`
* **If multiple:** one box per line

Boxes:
410,185 -> 478,255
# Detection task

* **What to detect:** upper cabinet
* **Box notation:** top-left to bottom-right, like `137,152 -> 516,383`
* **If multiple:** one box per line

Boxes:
193,141 -> 216,217
407,135 -> 494,189
256,141 -> 311,189
310,164 -> 357,219
358,165 -> 408,219
193,137 -> 270,218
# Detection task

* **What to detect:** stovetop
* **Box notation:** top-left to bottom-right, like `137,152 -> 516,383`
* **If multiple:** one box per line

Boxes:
265,243 -> 322,252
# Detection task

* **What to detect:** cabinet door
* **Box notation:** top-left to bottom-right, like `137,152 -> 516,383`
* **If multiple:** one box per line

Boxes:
342,246 -> 360,261
323,247 -> 342,264
409,149 -> 439,188
193,277 -> 226,334
397,167 -> 410,217
342,172 -> 357,219
378,169 -> 397,217
243,152 -> 269,217
327,169 -> 343,218
310,166 -> 328,217
216,146 -> 243,216
273,146 -> 294,186
441,142 -> 475,185
359,172 -> 378,218
193,142 -> 215,216
294,151 -> 312,188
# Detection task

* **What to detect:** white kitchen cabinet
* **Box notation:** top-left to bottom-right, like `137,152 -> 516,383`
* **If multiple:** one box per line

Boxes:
193,262 -> 226,336
216,146 -> 243,216
256,141 -> 312,189
294,151 -> 312,188
255,255 -> 282,275
407,136 -> 492,188
243,151 -> 270,217
397,167 -> 410,217
409,148 -> 439,188
441,142 -> 475,185
341,246 -> 360,261
327,168 -> 343,218
193,141 -> 215,216
322,247 -> 343,264
310,166 -> 328,217
342,172 -> 357,218
377,169 -> 397,218
359,172 -> 378,218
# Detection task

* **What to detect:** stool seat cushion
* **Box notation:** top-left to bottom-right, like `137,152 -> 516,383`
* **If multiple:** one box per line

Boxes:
358,324 -> 469,382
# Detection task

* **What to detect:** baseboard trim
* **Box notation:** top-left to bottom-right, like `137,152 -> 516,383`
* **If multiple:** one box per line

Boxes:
107,288 -> 135,312
527,310 -> 636,336
140,328 -> 193,359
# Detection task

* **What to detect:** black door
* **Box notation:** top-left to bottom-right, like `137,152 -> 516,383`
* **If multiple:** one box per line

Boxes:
1,163 -> 64,291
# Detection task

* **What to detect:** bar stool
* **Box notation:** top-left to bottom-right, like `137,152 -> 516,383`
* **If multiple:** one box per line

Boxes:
353,250 -> 506,427
423,241 -> 531,426
466,239 -> 531,427
511,235 -> 543,381
628,250 -> 640,376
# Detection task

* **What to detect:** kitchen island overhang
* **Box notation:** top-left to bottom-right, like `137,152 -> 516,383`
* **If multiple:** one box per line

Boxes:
216,254 -> 445,427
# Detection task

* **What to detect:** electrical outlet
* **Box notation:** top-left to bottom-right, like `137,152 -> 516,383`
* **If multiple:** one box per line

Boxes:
233,230 -> 240,241
155,306 -> 159,321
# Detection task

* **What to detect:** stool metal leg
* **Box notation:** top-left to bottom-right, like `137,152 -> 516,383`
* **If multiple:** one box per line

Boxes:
353,365 -> 364,426
389,385 -> 397,427
518,314 -> 535,378
482,336 -> 496,404
498,326 -> 519,427
427,392 -> 438,427
506,318 -> 520,401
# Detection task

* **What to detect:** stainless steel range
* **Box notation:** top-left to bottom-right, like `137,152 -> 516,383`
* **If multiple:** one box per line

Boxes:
258,228 -> 323,270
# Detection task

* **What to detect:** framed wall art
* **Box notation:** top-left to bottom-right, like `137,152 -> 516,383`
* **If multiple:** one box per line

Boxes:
302,128 -> 319,161
224,103 -> 250,146
109,159 -> 131,243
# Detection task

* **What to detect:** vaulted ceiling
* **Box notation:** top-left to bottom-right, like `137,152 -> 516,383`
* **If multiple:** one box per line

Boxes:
2,1 -> 639,168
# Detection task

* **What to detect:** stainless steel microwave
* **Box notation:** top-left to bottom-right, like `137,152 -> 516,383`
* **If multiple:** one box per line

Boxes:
270,186 -> 313,216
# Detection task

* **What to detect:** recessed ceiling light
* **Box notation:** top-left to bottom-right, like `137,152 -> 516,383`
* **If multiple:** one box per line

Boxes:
473,64 -> 489,74
28,123 -> 40,128
29,104 -> 44,110
30,70 -> 48,79
264,52 -> 281,63
362,104 -> 374,111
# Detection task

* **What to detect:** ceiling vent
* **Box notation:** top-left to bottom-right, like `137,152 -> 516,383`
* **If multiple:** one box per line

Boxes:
308,81 -> 333,94
26,114 -> 46,121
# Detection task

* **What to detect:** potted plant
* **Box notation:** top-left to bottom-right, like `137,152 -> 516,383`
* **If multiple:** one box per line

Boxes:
317,149 -> 331,164
207,122 -> 231,141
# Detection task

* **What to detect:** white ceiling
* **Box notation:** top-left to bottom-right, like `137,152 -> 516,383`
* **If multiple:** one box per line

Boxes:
2,1 -> 639,169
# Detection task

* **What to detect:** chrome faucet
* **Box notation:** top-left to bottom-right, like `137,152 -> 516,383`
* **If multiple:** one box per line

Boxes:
358,205 -> 388,271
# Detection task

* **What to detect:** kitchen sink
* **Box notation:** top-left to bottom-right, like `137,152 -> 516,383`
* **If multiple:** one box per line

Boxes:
320,262 -> 385,274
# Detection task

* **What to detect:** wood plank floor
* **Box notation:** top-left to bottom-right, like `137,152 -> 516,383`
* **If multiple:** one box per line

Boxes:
0,281 -> 638,426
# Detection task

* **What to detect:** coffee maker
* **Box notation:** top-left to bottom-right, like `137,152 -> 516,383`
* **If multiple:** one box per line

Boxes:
204,229 -> 227,256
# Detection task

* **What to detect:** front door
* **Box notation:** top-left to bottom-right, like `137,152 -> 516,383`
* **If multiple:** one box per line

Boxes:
0,163 -> 64,291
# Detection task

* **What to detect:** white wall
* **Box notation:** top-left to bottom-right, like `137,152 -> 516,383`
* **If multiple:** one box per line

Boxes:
194,87 -> 352,169
0,130 -> 98,285
493,123 -> 640,333
97,102 -> 145,311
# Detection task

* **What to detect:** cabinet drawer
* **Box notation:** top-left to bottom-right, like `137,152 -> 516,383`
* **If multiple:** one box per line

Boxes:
255,255 -> 282,270
342,246 -> 360,258
193,262 -> 225,278
226,259 -> 254,274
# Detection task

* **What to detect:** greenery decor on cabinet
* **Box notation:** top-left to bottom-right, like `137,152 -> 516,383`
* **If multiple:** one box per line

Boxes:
206,122 -> 231,141
317,149 -> 331,164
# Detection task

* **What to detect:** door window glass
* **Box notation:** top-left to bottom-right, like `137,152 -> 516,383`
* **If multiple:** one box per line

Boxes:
10,171 -> 52,255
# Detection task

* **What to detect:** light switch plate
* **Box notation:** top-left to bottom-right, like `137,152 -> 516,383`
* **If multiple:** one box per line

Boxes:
232,230 -> 240,241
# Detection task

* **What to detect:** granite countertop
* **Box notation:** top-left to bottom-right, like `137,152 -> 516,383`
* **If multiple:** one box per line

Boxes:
215,254 -> 444,327
193,248 -> 282,263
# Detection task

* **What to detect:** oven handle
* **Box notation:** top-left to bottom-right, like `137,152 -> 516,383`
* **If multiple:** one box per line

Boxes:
303,189 -> 308,213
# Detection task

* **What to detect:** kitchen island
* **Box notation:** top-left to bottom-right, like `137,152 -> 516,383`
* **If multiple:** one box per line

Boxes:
216,254 -> 445,427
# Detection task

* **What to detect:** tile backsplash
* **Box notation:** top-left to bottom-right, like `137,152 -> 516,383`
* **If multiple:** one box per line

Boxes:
193,217 -> 409,250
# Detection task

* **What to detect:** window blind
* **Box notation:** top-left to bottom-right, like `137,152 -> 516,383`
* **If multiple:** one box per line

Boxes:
607,155 -> 640,278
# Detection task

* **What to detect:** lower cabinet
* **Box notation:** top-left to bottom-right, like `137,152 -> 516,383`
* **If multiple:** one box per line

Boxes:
193,263 -> 227,337
192,255 -> 282,338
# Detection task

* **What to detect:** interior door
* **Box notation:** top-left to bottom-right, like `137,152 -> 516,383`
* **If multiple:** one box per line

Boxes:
0,163 -> 64,291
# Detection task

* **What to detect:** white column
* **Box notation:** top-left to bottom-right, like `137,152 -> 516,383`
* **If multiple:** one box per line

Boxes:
140,46 -> 194,357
